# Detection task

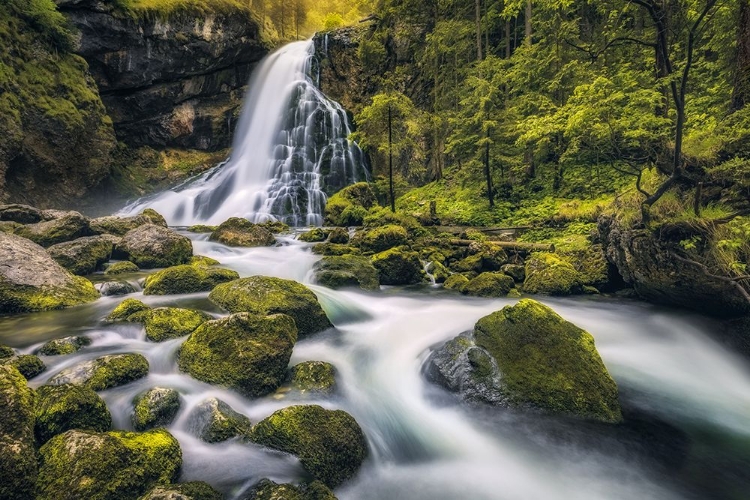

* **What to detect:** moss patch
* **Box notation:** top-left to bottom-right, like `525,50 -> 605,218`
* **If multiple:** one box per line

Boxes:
289,361 -> 337,394
143,264 -> 239,295
371,248 -> 423,285
209,218 -> 276,247
313,255 -> 380,291
462,272 -> 515,298
35,384 -> 112,445
132,387 -> 181,431
523,253 -> 583,296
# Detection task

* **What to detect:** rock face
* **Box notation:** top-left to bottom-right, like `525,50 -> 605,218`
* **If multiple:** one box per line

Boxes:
0,365 -> 37,499
35,384 -> 112,445
0,232 -> 99,313
116,224 -> 193,269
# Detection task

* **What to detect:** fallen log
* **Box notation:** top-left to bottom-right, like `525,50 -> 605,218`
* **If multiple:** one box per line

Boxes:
426,239 -> 555,253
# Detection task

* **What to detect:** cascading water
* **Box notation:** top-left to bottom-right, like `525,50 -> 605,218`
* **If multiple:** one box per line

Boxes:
121,41 -> 368,226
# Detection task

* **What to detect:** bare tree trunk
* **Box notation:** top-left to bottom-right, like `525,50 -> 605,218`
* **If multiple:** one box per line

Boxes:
525,0 -> 532,46
732,0 -> 750,111
475,0 -> 483,60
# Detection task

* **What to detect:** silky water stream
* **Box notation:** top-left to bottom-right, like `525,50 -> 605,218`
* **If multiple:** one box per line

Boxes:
1,232 -> 749,500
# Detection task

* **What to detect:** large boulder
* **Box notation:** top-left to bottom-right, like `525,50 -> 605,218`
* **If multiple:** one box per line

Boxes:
312,255 -> 380,291
462,272 -> 515,297
90,210 -> 168,237
251,405 -> 368,488
49,354 -> 149,391
0,365 -> 37,499
47,235 -> 117,275
209,218 -> 276,247
140,482 -> 223,500
0,204 -> 42,224
116,225 -> 193,269
34,385 -> 112,445
14,211 -> 90,247
245,479 -> 336,500
37,429 -> 182,500
143,264 -> 239,295
209,277 -> 332,337
371,248 -> 424,286
179,313 -> 297,398
523,253 -> 582,296
443,274 -> 470,291
354,224 -> 408,253
132,388 -> 181,432
0,232 -> 99,314
186,398 -> 252,443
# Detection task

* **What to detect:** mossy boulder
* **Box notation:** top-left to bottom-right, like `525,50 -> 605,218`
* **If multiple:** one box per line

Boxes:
245,479 -> 336,500
0,221 -> 22,234
14,211 -> 90,247
179,313 -> 297,398
252,405 -> 367,488
363,211 -> 428,239
209,218 -> 276,247
561,246 -> 611,290
116,225 -> 193,269
209,276 -> 332,337
311,243 -> 361,256
47,235 -> 116,275
425,261 -> 451,283
324,182 -> 377,227
0,232 -> 100,313
132,388 -> 181,432
90,210 -> 168,237
1,354 -> 46,380
371,248 -> 424,286
501,264 -> 526,282
327,227 -> 350,244
523,253 -> 583,296
0,204 -> 42,224
312,255 -> 380,291
258,221 -> 291,234
139,482 -> 223,500
289,362 -> 337,394
108,298 -> 150,321
299,228 -> 328,243
474,299 -> 621,422
37,429 -> 182,500
49,353 -> 149,391
450,244 -> 508,274
143,308 -> 213,342
0,365 -> 37,499
187,225 -> 218,234
443,274 -> 470,291
0,345 -> 13,359
143,264 -> 239,295
190,255 -> 220,267
105,261 -> 141,276
462,273 -> 515,298
187,398 -> 252,443
35,384 -> 112,445
355,225 -> 408,253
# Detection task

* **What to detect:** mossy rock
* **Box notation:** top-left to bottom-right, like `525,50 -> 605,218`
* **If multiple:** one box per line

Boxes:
190,255 -> 220,267
425,261 -> 451,283
141,209 -> 168,227
0,204 -> 42,224
116,225 -> 193,269
209,276 -> 332,337
1,355 -> 46,380
245,479 -> 336,500
299,228 -> 328,243
474,299 -> 621,422
37,429 -> 182,500
179,313 -> 297,398
90,211 -> 168,237
47,235 -> 116,276
143,308 -> 213,342
108,298 -> 150,321
363,210 -> 427,238
14,211 -> 90,247
139,482 -> 223,500
209,218 -> 276,247
38,336 -> 92,356
49,354 -> 149,391
371,248 -> 424,286
289,362 -> 337,394
327,227 -> 350,244
143,265 -> 239,295
0,345 -> 14,359
462,273 -> 515,298
251,405 -> 368,488
523,253 -> 583,296
258,220 -> 291,234
0,365 -> 37,500
312,255 -> 380,291
132,388 -> 181,432
0,221 -> 23,234
105,261 -> 141,276
501,264 -> 526,282
187,225 -> 218,234
187,398 -> 252,443
35,384 -> 112,445
443,274 -> 470,291
354,225 -> 408,253
97,281 -> 137,297
311,243 -> 361,256
324,182 -> 377,227
560,246 -> 611,289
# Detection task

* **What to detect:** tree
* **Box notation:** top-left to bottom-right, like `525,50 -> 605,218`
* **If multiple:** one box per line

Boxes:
732,0 -> 750,111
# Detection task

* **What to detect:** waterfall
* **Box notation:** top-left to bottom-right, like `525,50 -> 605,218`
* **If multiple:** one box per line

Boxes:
121,40 -> 369,226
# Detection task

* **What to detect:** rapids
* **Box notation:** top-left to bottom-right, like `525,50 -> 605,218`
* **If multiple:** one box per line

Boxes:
2,233 -> 749,500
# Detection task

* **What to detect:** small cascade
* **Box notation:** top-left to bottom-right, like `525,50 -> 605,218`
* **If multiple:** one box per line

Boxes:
121,40 -> 368,226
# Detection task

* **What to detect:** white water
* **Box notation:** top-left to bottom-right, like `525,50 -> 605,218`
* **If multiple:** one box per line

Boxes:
6,234 -> 750,499
121,41 -> 367,226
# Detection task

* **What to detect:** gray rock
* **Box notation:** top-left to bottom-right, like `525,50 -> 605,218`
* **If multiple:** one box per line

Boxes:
38,336 -> 92,356
132,387 -> 181,431
14,212 -> 91,247
0,204 -> 42,224
49,354 -> 149,391
187,398 -> 252,443
96,281 -> 137,296
47,235 -> 116,275
115,224 -> 193,269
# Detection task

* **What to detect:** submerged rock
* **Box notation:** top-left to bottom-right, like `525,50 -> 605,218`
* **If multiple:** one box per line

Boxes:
251,405 -> 368,488
187,398 -> 252,443
37,429 -> 182,500
1,354 -> 45,380
105,261 -> 141,276
523,253 -> 582,296
49,353 -> 149,391
371,248 -> 423,285
210,276 -> 332,337
462,272 -> 515,297
14,211 -> 90,247
116,224 -> 193,269
0,232 -> 100,313
210,218 -> 276,247
47,235 -> 116,276
132,388 -> 181,432
0,365 -> 37,499
143,264 -> 239,295
97,281 -> 137,297
245,479 -> 336,500
35,384 -> 112,445
179,313 -> 297,398
140,482 -> 223,500
313,255 -> 379,291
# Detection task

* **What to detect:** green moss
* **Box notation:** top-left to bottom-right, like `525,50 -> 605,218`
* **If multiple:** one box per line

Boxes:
363,209 -> 428,238
105,261 -> 141,276
190,255 -> 220,266
49,354 -> 149,391
188,398 -> 252,443
251,405 -> 368,488
108,298 -> 150,321
327,227 -> 350,244
179,313 -> 297,398
209,276 -> 332,337
246,479 -> 336,500
289,361 -> 337,394
0,345 -> 13,359
0,274 -> 100,314
142,308 -> 213,342
523,253 -> 583,296
0,365 -> 37,500
313,255 -> 380,291
462,273 -> 515,298
355,224 -> 408,253
187,225 -> 218,234
132,387 -> 180,431
311,243 -> 362,256
371,248 -> 424,285
324,182 -> 377,226
143,264 -> 239,295
299,228 -> 328,242
141,209 -> 167,227
443,274 -> 470,291
2,354 -> 46,380
39,336 -> 92,356
140,482 -> 223,500
35,385 -> 112,445
474,299 -> 622,423
37,429 -> 182,500
209,218 -> 276,247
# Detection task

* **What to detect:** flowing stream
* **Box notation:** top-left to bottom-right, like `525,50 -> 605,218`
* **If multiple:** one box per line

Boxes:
2,234 -> 750,500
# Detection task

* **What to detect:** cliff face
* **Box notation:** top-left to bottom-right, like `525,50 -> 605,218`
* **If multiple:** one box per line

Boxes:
314,27 -> 371,117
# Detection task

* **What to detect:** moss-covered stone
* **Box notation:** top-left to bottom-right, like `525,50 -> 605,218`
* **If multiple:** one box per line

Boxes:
14,211 -> 91,248
142,308 -> 213,342
209,276 -> 332,337
311,243 -> 361,256
501,264 -> 526,282
1,354 -> 46,380
245,479 -> 336,500
143,264 -> 239,295
324,182 -> 377,227
251,405 -> 368,488
105,261 -> 141,276
47,235 -> 116,275
50,353 -> 149,391
117,224 -> 193,269
37,429 -> 182,500
90,211 -> 168,237
187,225 -> 218,234
141,209 -> 168,227
354,225 -> 408,253
259,221 -> 291,234
560,246 -> 610,289
327,227 -> 350,244
209,218 -> 276,247
190,255 -> 220,267
0,221 -> 22,234
363,210 -> 428,239
313,255 -> 380,291
425,260 -> 451,284
139,482 -> 223,500
371,248 -> 424,286
462,273 -> 515,298
0,365 -> 37,500
179,313 -> 297,398
289,362 -> 337,394
38,337 -> 90,357
108,298 -> 151,321
97,281 -> 137,297
132,388 -> 181,431
0,204 -> 42,224
474,299 -> 621,422
299,228 -> 328,242
443,274 -> 470,291
523,253 -> 583,296
35,384 -> 112,445
187,398 -> 252,443
0,345 -> 13,359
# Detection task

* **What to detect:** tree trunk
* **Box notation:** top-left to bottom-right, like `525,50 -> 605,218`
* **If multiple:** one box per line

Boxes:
475,0 -> 483,61
505,19 -> 511,58
732,0 -> 750,111
388,105 -> 395,213
485,128 -> 494,208
525,0 -> 532,46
